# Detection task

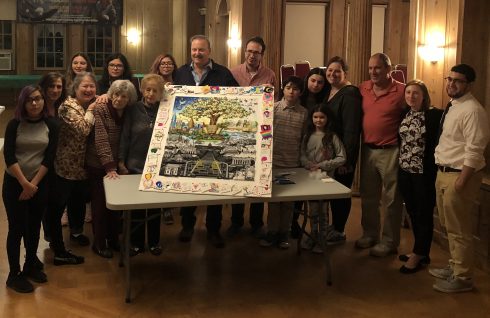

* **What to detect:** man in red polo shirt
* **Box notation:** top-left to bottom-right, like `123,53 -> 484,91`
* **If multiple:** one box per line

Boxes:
356,53 -> 406,257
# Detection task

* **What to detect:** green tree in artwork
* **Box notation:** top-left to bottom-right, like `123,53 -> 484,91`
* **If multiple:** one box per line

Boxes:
179,97 -> 252,126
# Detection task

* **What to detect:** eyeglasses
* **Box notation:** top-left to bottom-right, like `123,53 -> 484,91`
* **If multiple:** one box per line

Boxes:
245,50 -> 262,56
160,62 -> 174,67
27,96 -> 43,103
108,63 -> 124,69
445,77 -> 467,85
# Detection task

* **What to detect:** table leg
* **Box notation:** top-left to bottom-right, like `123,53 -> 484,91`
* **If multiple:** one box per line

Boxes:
322,201 -> 332,286
297,202 -> 309,255
124,210 -> 132,303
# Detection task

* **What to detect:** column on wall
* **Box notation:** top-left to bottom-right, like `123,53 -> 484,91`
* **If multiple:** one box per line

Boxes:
261,0 -> 284,93
327,0 -> 347,60
346,0 -> 372,86
227,0 -> 243,68
172,0 -> 188,67
345,0 -> 372,195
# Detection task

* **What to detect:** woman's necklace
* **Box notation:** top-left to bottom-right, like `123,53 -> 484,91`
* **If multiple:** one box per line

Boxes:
142,104 -> 155,128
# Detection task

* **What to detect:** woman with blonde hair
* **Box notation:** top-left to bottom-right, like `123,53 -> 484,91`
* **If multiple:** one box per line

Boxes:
119,74 -> 165,255
397,79 -> 443,274
65,53 -> 93,93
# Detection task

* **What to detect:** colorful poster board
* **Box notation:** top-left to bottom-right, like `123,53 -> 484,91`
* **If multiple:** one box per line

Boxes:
17,0 -> 122,25
139,85 -> 274,198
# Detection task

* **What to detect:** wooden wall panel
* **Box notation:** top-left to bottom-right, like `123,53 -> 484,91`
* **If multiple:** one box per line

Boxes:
67,25 -> 84,60
172,0 -> 188,67
262,0 -> 284,91
121,0 -> 172,73
384,0 -> 409,65
346,0 -> 372,86
408,0 -> 461,109
327,0 -> 347,60
15,24 -> 33,74
460,0 -> 489,108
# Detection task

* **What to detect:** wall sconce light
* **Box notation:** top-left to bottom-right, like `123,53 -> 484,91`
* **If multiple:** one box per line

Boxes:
127,28 -> 141,46
227,37 -> 242,49
418,31 -> 445,64
418,44 -> 444,64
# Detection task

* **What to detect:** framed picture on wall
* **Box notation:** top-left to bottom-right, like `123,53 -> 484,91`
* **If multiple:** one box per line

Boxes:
17,0 -> 123,25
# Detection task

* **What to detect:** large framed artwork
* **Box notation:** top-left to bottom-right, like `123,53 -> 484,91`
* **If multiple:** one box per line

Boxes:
17,0 -> 123,25
139,85 -> 274,198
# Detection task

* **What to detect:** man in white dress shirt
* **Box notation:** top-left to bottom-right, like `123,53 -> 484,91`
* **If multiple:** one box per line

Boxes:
430,64 -> 490,293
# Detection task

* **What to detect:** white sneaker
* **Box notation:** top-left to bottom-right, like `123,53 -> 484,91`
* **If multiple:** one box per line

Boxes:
433,275 -> 473,293
429,265 -> 453,279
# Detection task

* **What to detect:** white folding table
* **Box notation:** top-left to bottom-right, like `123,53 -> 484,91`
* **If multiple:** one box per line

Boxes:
104,168 -> 351,302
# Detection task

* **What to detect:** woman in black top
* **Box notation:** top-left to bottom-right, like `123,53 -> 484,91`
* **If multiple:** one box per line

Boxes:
398,80 -> 443,274
2,85 -> 58,293
300,67 -> 330,112
38,72 -> 66,241
97,53 -> 141,99
322,56 -> 362,244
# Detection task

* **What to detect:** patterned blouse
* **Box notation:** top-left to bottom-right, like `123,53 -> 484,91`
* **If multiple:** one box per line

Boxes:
399,109 -> 425,173
55,96 -> 95,180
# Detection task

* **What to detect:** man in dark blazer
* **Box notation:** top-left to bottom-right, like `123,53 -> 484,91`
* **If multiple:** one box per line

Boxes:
174,35 -> 238,248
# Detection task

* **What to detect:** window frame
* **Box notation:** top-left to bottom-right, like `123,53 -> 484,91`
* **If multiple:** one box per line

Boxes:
0,20 -> 15,51
85,24 -> 117,70
33,24 -> 67,70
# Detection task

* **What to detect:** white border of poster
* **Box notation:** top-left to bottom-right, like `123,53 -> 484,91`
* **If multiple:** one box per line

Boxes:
139,85 -> 274,198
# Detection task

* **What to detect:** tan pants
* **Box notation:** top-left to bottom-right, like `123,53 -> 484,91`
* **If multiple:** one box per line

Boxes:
435,170 -> 482,279
359,146 -> 403,248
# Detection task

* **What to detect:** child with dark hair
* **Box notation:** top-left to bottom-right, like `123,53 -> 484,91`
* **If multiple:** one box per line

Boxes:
300,106 -> 345,253
260,76 -> 308,249
3,85 -> 58,293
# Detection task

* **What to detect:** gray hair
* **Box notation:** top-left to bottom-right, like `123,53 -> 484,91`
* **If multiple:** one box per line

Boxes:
371,53 -> 392,68
70,72 -> 97,97
190,34 -> 211,50
107,79 -> 138,105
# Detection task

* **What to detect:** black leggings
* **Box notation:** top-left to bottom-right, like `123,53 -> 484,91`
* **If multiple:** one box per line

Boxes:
2,173 -> 47,273
330,171 -> 355,232
398,169 -> 436,257
48,176 -> 88,254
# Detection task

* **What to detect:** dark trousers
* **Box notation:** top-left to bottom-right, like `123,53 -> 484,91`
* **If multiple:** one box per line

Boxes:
2,173 -> 47,273
292,201 -> 304,223
49,176 -> 88,254
330,170 -> 355,232
41,171 -> 56,240
180,205 -> 222,233
131,209 -> 161,248
88,167 -> 120,249
230,203 -> 264,229
398,169 -> 436,257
